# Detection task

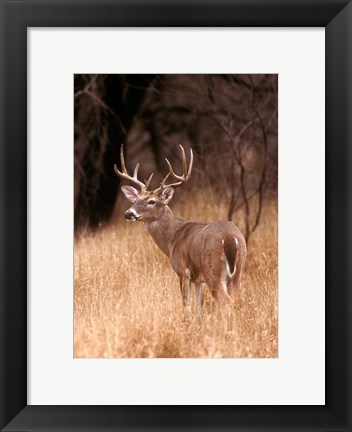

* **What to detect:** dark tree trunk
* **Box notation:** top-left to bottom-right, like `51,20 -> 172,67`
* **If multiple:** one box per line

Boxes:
74,75 -> 153,229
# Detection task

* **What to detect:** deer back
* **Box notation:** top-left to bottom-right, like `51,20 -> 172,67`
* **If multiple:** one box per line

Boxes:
168,220 -> 246,284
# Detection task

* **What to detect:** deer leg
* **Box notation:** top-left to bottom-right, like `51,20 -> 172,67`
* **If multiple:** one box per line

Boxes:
206,273 -> 234,318
217,286 -> 234,319
195,283 -> 205,317
179,276 -> 192,311
208,283 -> 233,307
227,269 -> 242,300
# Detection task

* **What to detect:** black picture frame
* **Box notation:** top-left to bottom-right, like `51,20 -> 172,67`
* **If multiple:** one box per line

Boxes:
1,1 -> 351,431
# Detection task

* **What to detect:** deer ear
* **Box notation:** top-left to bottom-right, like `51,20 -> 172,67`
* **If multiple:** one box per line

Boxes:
162,186 -> 174,204
121,185 -> 139,202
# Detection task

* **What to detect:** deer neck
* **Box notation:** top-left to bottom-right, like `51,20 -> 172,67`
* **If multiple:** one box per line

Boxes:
144,206 -> 179,257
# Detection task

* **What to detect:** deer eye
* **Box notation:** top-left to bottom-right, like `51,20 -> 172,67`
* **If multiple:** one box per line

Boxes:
148,199 -> 156,206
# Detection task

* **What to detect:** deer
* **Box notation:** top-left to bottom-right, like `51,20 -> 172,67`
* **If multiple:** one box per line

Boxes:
114,145 -> 246,316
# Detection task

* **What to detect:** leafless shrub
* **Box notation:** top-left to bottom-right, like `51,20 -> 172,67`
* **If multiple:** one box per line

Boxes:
74,74 -> 277,241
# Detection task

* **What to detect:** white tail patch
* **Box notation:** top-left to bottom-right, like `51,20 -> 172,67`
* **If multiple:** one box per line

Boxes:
223,237 -> 237,279
225,260 -> 237,279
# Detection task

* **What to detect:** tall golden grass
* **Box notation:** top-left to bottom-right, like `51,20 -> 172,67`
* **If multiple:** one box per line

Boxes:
74,191 -> 278,358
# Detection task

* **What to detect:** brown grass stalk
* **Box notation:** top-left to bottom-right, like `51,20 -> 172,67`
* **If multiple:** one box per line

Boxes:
74,191 -> 278,358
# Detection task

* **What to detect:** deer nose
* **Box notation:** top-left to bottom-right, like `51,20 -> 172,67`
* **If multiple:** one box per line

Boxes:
124,209 -> 140,220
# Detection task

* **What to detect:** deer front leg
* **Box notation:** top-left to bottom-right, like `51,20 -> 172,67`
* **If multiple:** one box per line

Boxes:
179,275 -> 192,312
195,283 -> 205,317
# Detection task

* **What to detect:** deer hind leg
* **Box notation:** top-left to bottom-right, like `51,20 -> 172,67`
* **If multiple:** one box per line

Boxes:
195,283 -> 205,317
179,272 -> 192,311
227,268 -> 242,300
208,283 -> 234,319
206,276 -> 234,310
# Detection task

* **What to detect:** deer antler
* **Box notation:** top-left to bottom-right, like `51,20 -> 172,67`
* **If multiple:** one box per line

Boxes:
114,145 -> 154,191
155,145 -> 194,192
115,144 -> 193,193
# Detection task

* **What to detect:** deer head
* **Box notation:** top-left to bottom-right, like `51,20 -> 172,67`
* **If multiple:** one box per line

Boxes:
114,143 -> 246,315
114,144 -> 193,222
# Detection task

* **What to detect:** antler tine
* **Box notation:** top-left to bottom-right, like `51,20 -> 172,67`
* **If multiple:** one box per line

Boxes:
144,172 -> 155,189
114,144 -> 146,190
188,148 -> 194,179
155,145 -> 193,191
180,145 -> 187,179
159,172 -> 173,188
133,162 -> 141,180
120,145 -> 127,173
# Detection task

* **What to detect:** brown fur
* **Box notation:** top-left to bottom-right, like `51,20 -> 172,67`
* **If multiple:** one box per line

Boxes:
123,190 -> 247,314
118,145 -> 246,315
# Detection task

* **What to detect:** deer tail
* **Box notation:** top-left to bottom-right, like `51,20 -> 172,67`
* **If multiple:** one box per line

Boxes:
222,236 -> 238,280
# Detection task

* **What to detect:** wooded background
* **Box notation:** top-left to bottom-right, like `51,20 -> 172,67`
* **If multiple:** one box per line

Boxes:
74,74 -> 278,241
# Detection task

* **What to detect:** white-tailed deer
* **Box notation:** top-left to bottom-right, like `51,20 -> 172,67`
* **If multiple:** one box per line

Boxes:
115,145 -> 246,316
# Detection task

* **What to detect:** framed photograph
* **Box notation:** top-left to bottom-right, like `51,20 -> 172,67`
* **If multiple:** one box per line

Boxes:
1,0 -> 351,431
73,73 -> 279,360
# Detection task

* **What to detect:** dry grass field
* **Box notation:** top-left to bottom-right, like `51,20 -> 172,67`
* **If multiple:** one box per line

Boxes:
74,191 -> 278,358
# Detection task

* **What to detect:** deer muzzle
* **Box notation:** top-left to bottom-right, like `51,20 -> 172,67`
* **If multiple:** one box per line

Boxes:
124,209 -> 140,221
